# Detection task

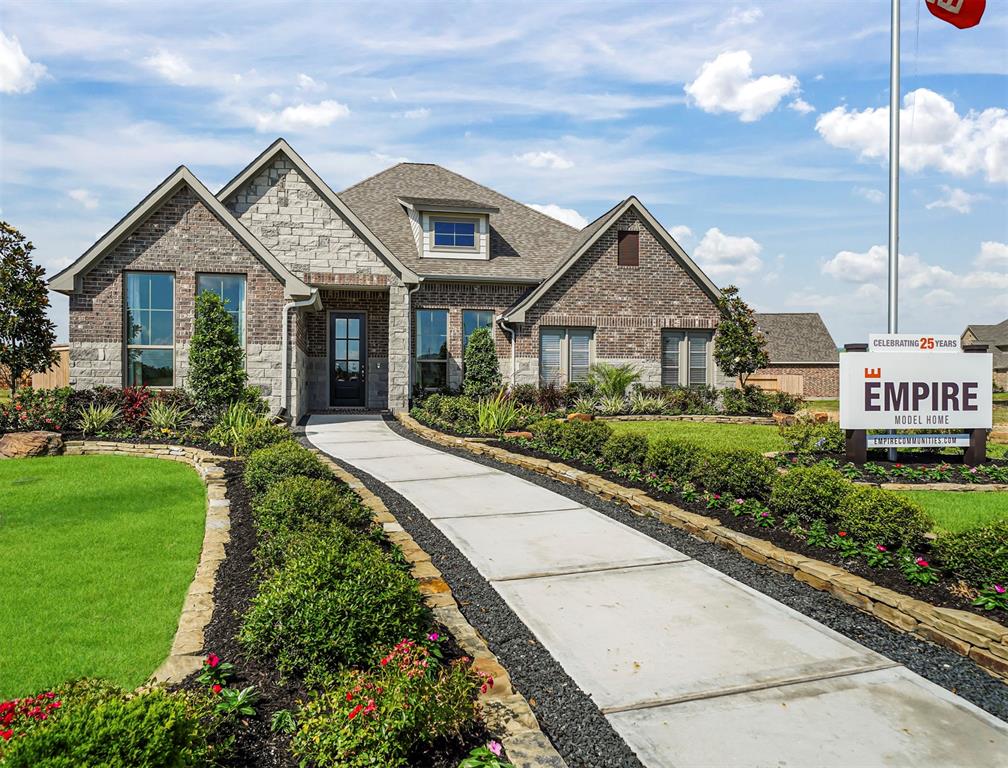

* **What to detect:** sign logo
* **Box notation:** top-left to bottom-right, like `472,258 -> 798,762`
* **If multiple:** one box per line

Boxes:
925,0 -> 986,29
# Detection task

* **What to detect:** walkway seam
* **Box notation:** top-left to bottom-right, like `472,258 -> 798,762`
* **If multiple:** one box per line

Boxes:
489,557 -> 692,583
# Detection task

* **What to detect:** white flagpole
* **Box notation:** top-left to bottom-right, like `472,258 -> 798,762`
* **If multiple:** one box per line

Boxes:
888,0 -> 900,335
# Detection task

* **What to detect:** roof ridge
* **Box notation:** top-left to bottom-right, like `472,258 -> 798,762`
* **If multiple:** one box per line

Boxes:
338,161 -> 414,195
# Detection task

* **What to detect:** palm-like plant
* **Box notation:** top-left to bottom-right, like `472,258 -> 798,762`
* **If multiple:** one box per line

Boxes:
78,402 -> 120,436
477,389 -> 529,434
597,393 -> 626,416
587,363 -> 640,398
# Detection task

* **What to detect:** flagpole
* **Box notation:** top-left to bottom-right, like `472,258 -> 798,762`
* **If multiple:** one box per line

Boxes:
887,0 -> 900,463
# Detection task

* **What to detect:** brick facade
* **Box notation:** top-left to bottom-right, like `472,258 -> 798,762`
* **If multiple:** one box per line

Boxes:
752,364 -> 839,399
68,186 -> 286,407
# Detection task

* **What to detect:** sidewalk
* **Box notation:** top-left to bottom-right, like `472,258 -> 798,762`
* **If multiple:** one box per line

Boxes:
306,415 -> 1008,767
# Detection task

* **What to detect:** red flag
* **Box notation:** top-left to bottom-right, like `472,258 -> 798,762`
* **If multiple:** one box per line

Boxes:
925,0 -> 986,29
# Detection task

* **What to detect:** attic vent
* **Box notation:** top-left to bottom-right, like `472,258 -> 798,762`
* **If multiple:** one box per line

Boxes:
618,230 -> 639,266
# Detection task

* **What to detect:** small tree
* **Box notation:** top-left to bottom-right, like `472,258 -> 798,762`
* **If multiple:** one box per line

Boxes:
0,222 -> 57,394
188,291 -> 247,416
462,327 -> 501,398
713,285 -> 769,388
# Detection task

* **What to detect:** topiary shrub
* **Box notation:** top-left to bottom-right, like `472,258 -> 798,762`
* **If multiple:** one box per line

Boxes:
837,486 -> 933,547
254,476 -> 370,536
240,535 -> 426,684
769,464 -> 853,524
644,438 -> 705,481
244,441 -> 331,496
462,327 -> 501,399
696,449 -> 777,501
557,419 -> 613,457
188,291 -> 247,418
234,422 -> 294,455
933,519 -> 1008,589
0,679 -> 218,768
601,432 -> 649,470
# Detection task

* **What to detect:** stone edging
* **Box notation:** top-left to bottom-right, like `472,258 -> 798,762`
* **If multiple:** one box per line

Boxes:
395,414 -> 1008,683
879,482 -> 1008,492
599,413 -> 776,425
63,441 -> 230,686
309,448 -> 567,768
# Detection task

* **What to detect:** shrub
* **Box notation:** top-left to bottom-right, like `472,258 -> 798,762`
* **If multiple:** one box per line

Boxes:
837,486 -> 932,548
659,385 -> 717,415
292,640 -> 480,768
0,386 -> 72,433
933,519 -> 1008,589
439,395 -> 479,432
509,384 -> 539,408
769,465 -> 852,524
558,419 -> 613,457
596,393 -> 626,416
696,449 -> 777,501
240,536 -> 426,683
766,390 -> 804,415
476,390 -> 529,434
721,386 -> 773,416
462,328 -> 501,399
188,291 -> 247,418
629,390 -> 668,415
587,362 -> 640,398
254,476 -> 370,537
77,402 -> 120,436
234,423 -> 293,456
244,441 -> 331,497
255,518 -> 363,574
209,400 -> 269,455
779,416 -> 844,454
601,432 -> 649,470
145,398 -> 192,433
528,418 -> 564,446
0,680 -> 217,768
536,382 -> 567,412
644,438 -> 704,481
120,386 -> 152,427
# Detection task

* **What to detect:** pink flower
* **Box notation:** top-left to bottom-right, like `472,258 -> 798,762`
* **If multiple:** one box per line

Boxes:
206,653 -> 219,668
876,545 -> 887,552
488,740 -> 502,757
734,498 -> 744,505
914,557 -> 929,568
428,632 -> 439,642
995,584 -> 1006,595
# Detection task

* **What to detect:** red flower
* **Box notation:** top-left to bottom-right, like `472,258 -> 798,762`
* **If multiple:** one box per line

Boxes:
348,704 -> 363,720
206,653 -> 220,668
915,558 -> 929,569
894,463 -> 903,468
212,684 -> 222,695
480,683 -> 488,694
345,692 -> 353,702
1,729 -> 12,741
838,531 -> 847,537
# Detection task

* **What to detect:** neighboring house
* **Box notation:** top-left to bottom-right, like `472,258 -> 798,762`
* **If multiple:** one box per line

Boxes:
750,313 -> 839,399
52,139 -> 733,419
961,318 -> 1008,390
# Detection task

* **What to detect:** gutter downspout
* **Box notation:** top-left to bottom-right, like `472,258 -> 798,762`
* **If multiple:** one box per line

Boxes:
281,291 -> 320,421
499,318 -> 517,388
405,280 -> 422,407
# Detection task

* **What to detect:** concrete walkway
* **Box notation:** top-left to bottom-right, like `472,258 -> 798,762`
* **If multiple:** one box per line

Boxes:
307,415 -> 1008,767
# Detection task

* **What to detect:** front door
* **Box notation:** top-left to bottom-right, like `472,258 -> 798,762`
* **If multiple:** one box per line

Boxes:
330,312 -> 366,407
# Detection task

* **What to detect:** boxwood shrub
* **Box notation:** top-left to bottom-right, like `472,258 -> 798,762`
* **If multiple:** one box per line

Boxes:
644,438 -> 704,482
234,422 -> 294,456
601,432 -> 649,470
837,486 -> 932,547
769,465 -> 852,524
253,476 -> 370,536
528,418 -> 564,445
240,534 -> 426,683
696,449 -> 777,501
778,417 -> 844,454
558,419 -> 613,457
244,441 -> 330,496
933,519 -> 1008,589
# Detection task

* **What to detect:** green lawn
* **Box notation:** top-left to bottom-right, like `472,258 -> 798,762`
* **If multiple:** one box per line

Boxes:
0,455 -> 205,698
994,392 -> 1008,403
896,490 -> 1008,533
608,420 -> 787,453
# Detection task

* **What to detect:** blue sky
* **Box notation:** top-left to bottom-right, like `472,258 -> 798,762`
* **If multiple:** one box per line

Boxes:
1,0 -> 1006,345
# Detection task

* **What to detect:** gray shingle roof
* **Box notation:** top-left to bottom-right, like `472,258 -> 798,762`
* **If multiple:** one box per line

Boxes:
339,163 -> 579,280
755,313 -> 839,364
397,196 -> 500,213
964,318 -> 1008,370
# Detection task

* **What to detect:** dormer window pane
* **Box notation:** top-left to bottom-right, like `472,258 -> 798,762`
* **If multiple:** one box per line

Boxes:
433,220 -> 476,248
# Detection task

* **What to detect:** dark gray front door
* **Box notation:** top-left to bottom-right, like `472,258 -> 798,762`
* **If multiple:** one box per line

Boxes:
330,312 -> 366,407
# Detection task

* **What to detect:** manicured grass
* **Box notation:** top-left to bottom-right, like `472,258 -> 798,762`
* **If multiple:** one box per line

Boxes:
994,392 -> 1008,403
803,399 -> 839,412
608,419 -> 787,453
896,490 -> 1008,533
0,455 -> 205,698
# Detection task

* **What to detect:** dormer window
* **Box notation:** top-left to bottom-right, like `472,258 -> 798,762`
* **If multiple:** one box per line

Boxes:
433,219 -> 477,249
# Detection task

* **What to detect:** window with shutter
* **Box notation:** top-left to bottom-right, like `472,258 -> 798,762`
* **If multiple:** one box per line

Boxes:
540,329 -> 564,385
618,230 -> 639,266
688,332 -> 710,386
569,330 -> 592,383
661,330 -> 683,387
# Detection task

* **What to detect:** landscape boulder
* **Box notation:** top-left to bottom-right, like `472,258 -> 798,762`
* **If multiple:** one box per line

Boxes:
0,431 -> 65,459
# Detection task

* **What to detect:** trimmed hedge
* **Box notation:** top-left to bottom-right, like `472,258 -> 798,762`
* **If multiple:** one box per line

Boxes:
837,486 -> 932,547
770,465 -> 852,524
696,449 -> 777,501
234,422 -> 294,456
601,432 -> 649,469
558,419 -> 613,457
644,438 -> 704,482
253,476 -> 370,536
244,441 -> 331,496
934,519 -> 1008,589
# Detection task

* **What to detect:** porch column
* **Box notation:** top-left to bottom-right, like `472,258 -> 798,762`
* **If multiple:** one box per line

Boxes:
388,281 -> 410,412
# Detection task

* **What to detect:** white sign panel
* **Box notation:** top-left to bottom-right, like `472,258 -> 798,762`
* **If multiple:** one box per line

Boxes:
866,433 -> 971,449
840,352 -> 992,430
868,333 -> 960,353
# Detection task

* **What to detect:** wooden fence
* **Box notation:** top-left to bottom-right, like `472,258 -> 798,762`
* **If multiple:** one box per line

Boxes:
1,344 -> 70,391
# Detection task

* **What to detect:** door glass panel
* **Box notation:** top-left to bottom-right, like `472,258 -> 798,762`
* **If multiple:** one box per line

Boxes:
348,318 -> 359,337
347,339 -> 359,359
335,340 -> 347,359
334,317 -> 347,338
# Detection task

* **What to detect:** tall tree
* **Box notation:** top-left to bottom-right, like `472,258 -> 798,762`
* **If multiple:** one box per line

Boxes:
188,290 -> 247,416
713,285 -> 769,388
0,222 -> 57,394
462,327 -> 501,398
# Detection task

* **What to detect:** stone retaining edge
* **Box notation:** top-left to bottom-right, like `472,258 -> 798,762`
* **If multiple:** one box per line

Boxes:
309,448 -> 568,768
395,415 -> 1008,683
63,440 -> 230,686
599,414 -> 776,425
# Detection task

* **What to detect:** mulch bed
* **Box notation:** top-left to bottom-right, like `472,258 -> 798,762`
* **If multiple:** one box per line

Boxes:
779,450 -> 1008,484
58,429 -> 229,456
491,440 -> 1008,625
174,461 -> 492,767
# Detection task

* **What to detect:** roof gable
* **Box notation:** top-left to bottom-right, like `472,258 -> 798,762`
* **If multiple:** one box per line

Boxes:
217,139 -> 417,283
501,197 -> 720,323
50,167 -> 312,299
755,313 -> 839,364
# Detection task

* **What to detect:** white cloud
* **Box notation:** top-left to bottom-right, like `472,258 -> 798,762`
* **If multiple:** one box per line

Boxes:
693,227 -> 763,281
0,31 -> 46,94
684,51 -> 798,122
925,185 -> 984,214
297,73 -> 325,92
854,186 -> 885,204
922,288 -> 956,306
669,224 -> 693,244
976,241 -> 1008,271
67,188 -> 98,209
525,203 -> 587,229
403,107 -> 430,119
718,7 -> 763,29
144,50 -> 192,84
515,151 -> 574,170
788,98 -> 815,115
254,99 -> 350,131
822,244 -> 888,283
816,88 -> 1008,183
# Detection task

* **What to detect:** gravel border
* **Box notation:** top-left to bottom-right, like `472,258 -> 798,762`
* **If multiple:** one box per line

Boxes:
380,418 -> 1008,723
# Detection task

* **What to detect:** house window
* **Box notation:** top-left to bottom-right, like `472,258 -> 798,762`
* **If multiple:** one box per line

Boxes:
618,230 -> 639,266
661,331 -> 683,387
462,310 -> 495,351
688,332 -> 710,386
539,328 -> 594,385
197,274 -> 246,343
416,309 -> 448,390
125,272 -> 174,387
432,219 -> 476,249
661,330 -> 711,387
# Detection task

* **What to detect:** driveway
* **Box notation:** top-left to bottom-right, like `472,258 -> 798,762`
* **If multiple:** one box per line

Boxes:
307,415 -> 1008,767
